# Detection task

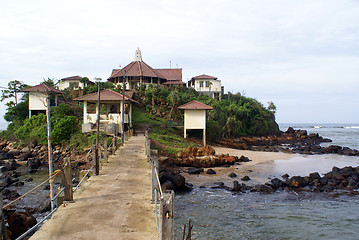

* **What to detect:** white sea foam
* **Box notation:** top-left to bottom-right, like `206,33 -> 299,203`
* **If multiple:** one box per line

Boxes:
344,126 -> 359,129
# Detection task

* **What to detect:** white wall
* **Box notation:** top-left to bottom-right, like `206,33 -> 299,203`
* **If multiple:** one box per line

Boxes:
184,110 -> 206,129
58,80 -> 86,90
29,92 -> 47,110
194,79 -> 222,93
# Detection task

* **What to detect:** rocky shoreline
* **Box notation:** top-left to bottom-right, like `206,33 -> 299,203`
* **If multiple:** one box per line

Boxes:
216,127 -> 359,156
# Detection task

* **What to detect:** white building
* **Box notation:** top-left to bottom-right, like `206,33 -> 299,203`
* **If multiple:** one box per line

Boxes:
178,100 -> 213,146
58,75 -> 94,91
188,74 -> 223,100
20,84 -> 63,117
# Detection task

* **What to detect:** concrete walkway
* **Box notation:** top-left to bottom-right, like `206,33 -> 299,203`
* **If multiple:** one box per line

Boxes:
30,135 -> 158,240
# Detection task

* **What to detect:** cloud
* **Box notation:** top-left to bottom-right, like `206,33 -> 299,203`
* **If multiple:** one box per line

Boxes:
0,0 -> 359,123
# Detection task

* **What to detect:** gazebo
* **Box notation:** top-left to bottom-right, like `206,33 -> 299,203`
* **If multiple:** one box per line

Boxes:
74,89 -> 138,135
178,100 -> 213,146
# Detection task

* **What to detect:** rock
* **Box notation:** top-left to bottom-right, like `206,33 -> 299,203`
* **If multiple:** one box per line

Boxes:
211,182 -> 225,189
239,155 -> 251,162
287,176 -> 304,188
231,181 -> 241,192
162,180 -> 175,190
24,177 -> 33,182
206,169 -> 216,174
228,172 -> 237,178
4,210 -> 37,239
2,189 -> 20,200
17,151 -> 32,161
187,167 -> 202,174
241,176 -> 250,181
4,160 -> 20,171
40,199 -> 51,212
270,178 -> 284,189
309,172 -> 321,180
286,127 -> 295,134
256,184 -> 275,193
282,174 -> 289,180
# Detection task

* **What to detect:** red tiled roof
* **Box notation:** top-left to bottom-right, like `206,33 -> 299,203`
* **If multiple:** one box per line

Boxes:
192,74 -> 217,80
108,61 -> 161,80
178,100 -> 213,110
156,69 -> 182,81
61,75 -> 82,81
20,84 -> 63,94
73,89 -> 138,103
162,81 -> 186,85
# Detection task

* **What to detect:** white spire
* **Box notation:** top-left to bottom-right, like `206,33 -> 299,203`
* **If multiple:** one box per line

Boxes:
134,47 -> 143,61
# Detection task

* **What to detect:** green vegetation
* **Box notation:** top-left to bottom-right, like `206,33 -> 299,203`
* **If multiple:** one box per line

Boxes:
150,128 -> 196,154
134,84 -> 279,141
132,106 -> 165,125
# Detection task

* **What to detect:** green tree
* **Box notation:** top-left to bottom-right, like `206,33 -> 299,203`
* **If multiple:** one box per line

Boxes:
1,80 -> 28,107
267,101 -> 277,113
42,78 -> 56,87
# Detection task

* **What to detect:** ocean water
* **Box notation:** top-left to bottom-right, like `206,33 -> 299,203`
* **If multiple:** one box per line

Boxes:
175,123 -> 359,239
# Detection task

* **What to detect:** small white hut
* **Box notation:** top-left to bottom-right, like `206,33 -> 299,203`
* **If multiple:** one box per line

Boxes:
20,83 -> 63,118
178,100 -> 213,146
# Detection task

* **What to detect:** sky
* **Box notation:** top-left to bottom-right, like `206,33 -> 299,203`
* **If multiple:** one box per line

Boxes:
1,0 -> 359,125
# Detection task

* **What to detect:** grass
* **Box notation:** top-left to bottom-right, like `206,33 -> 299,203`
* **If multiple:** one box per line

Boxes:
132,106 -> 166,125
150,128 -> 196,154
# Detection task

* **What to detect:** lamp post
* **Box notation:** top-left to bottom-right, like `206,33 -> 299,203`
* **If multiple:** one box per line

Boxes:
121,71 -> 126,146
94,78 -> 102,175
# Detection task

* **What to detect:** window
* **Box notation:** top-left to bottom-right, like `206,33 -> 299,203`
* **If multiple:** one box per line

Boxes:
200,81 -> 204,87
205,81 -> 210,87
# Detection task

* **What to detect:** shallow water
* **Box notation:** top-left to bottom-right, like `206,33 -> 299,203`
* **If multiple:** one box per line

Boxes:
175,189 -> 359,240
175,151 -> 359,239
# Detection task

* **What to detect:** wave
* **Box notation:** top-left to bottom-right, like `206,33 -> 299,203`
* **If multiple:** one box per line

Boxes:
344,126 -> 359,129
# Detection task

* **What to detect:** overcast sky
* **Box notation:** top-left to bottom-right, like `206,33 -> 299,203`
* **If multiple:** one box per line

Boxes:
1,0 -> 359,125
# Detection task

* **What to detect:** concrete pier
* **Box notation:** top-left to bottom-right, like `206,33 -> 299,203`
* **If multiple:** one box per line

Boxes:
30,135 -> 158,240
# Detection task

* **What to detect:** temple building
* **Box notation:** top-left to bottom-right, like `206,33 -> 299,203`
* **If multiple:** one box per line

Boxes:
107,48 -> 185,89
188,74 -> 224,100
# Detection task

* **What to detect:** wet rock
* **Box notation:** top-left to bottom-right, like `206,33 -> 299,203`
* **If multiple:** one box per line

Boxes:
162,180 -> 175,190
282,174 -> 289,180
211,182 -> 226,189
309,172 -> 321,180
2,189 -> 20,200
231,181 -> 241,192
256,184 -> 275,193
187,167 -> 203,174
239,155 -> 251,162
286,127 -> 295,134
4,209 -> 37,239
17,151 -> 32,161
241,176 -> 251,181
4,160 -> 20,171
206,169 -> 216,174
269,178 -> 284,189
228,172 -> 237,178
287,176 -> 304,188
24,177 -> 33,182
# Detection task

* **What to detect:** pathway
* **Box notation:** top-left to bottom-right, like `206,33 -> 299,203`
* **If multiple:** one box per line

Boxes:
30,135 -> 158,240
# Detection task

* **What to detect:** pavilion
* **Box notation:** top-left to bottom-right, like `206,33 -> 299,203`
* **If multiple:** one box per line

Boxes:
107,48 -> 185,89
74,89 -> 138,135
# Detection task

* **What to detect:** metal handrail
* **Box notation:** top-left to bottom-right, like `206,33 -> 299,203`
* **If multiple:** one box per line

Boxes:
2,170 -> 62,210
73,165 -> 95,193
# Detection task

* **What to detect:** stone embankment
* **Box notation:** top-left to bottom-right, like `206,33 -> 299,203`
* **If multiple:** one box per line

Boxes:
216,127 -> 359,156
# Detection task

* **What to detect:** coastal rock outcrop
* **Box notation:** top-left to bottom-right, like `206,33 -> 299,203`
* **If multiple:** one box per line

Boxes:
216,127 -> 359,157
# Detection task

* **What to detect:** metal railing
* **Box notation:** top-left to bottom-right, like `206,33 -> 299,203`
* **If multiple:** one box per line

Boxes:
145,130 -> 175,240
0,138 -> 119,240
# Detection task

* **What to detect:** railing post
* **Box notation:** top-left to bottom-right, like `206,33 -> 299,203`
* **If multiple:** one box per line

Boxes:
160,190 -> 174,240
104,139 -> 108,163
61,157 -> 73,202
112,137 -> 116,154
151,156 -> 159,203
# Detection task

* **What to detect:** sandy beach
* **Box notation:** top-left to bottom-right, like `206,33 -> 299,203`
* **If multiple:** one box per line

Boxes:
180,147 -> 359,188
181,147 -> 294,187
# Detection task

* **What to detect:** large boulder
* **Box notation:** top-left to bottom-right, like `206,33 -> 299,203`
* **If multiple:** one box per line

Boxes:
287,176 -> 305,188
4,210 -> 37,239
